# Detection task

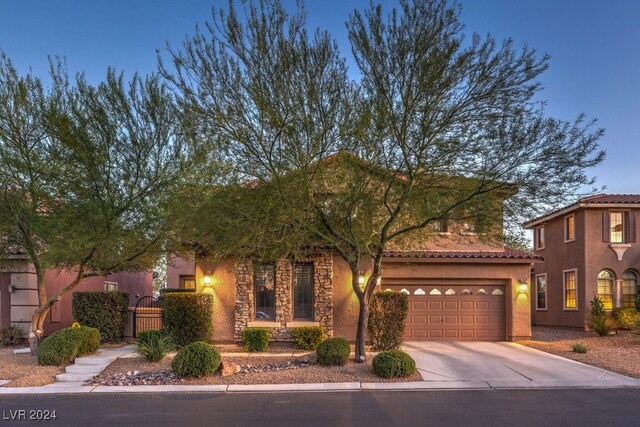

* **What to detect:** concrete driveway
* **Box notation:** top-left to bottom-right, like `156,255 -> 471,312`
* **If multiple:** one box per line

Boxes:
402,341 -> 640,389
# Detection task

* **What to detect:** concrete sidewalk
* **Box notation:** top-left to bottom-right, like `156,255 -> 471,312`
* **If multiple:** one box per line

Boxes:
3,341 -> 640,394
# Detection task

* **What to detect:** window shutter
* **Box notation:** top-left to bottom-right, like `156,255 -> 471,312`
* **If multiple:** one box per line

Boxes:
602,211 -> 610,243
629,212 -> 637,243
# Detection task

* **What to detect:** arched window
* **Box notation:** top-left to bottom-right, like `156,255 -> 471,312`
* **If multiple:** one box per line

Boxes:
622,270 -> 638,307
597,270 -> 614,310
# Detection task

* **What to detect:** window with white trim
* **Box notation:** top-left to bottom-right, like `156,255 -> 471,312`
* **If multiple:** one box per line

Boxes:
104,281 -> 118,291
622,270 -> 638,307
563,270 -> 577,309
597,270 -> 614,310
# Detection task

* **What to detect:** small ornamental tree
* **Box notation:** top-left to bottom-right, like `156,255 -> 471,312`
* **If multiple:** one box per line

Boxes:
368,291 -> 409,350
0,52 -> 184,353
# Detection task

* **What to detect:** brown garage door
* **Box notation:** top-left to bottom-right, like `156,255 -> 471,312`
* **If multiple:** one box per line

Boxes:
387,285 -> 506,341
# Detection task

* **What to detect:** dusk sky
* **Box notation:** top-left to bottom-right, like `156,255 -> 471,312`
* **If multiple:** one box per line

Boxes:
1,0 -> 638,196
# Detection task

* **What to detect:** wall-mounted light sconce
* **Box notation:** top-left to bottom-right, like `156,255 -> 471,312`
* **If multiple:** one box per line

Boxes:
7,284 -> 15,293
358,272 -> 366,289
518,281 -> 528,294
203,271 -> 212,286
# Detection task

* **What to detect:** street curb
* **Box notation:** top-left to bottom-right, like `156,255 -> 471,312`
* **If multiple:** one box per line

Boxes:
2,381 -> 640,395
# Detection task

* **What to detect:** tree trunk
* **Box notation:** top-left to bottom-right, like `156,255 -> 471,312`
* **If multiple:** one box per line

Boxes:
354,293 -> 369,363
29,270 -> 48,355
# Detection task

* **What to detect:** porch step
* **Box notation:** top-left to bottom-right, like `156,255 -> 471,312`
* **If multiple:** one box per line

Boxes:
56,373 -> 98,382
65,364 -> 108,374
74,356 -> 117,365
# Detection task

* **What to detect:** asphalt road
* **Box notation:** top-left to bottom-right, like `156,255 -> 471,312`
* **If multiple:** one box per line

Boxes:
1,389 -> 639,426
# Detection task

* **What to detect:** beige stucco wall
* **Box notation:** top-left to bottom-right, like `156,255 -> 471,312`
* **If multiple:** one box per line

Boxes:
195,260 -> 237,342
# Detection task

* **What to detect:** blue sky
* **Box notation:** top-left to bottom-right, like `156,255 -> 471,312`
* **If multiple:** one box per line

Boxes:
1,0 -> 638,194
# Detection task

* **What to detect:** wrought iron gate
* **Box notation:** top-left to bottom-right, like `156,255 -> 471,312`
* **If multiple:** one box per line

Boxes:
133,296 -> 162,338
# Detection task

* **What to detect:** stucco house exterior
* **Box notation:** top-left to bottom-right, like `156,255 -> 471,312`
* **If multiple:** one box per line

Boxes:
168,236 -> 540,343
0,248 -> 152,335
523,194 -> 640,329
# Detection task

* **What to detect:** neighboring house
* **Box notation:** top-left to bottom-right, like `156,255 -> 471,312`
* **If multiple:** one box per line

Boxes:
523,194 -> 640,329
0,248 -> 153,335
168,231 -> 540,343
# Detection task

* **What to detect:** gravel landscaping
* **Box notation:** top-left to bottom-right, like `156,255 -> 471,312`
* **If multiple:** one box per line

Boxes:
0,348 -> 63,387
518,326 -> 640,378
89,353 -> 422,386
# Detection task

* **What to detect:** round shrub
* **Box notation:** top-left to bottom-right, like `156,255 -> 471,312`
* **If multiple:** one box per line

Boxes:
372,350 -> 416,378
37,326 -> 100,366
172,341 -> 221,377
316,337 -> 350,366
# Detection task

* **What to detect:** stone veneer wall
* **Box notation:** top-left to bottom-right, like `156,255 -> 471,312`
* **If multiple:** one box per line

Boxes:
313,254 -> 333,338
234,261 -> 253,341
234,255 -> 334,342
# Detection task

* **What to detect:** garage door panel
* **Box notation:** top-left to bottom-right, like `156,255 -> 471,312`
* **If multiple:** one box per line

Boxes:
460,301 -> 474,310
413,315 -> 427,324
428,301 -> 443,310
413,301 -> 427,310
392,285 -> 506,341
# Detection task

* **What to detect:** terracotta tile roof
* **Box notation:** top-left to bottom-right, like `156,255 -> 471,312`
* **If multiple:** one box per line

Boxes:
578,194 -> 640,204
523,193 -> 640,228
383,247 -> 542,260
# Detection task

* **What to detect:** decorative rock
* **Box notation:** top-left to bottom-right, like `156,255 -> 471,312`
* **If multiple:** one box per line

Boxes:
220,362 -> 241,377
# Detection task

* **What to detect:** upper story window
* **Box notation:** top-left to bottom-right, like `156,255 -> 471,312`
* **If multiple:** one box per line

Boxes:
255,264 -> 276,320
104,281 -> 118,291
535,225 -> 545,249
565,214 -> 575,242
610,212 -> 624,243
603,211 -> 636,244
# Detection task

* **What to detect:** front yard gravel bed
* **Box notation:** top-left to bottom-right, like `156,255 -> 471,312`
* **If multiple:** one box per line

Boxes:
88,354 -> 421,386
0,348 -> 63,387
518,326 -> 640,378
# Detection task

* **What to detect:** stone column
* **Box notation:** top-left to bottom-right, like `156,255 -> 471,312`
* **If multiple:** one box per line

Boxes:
234,261 -> 253,341
313,254 -> 334,337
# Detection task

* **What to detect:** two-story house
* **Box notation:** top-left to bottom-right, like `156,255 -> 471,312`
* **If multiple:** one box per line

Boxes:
523,194 -> 640,329
166,154 -> 541,343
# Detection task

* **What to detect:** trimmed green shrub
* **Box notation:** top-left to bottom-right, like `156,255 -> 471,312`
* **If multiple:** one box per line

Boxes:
171,341 -> 221,377
612,307 -> 639,329
571,342 -> 587,354
372,350 -> 416,378
590,314 -> 613,336
590,296 -> 605,317
137,330 -> 174,362
37,326 -> 100,366
635,294 -> 640,312
159,288 -> 196,297
161,293 -> 213,347
316,337 -> 350,366
72,291 -> 129,342
0,325 -> 24,347
368,291 -> 409,350
292,326 -> 324,350
242,328 -> 270,352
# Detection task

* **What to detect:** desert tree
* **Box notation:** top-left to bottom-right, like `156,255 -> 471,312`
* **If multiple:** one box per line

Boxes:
160,0 -> 604,361
0,52 -> 184,352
